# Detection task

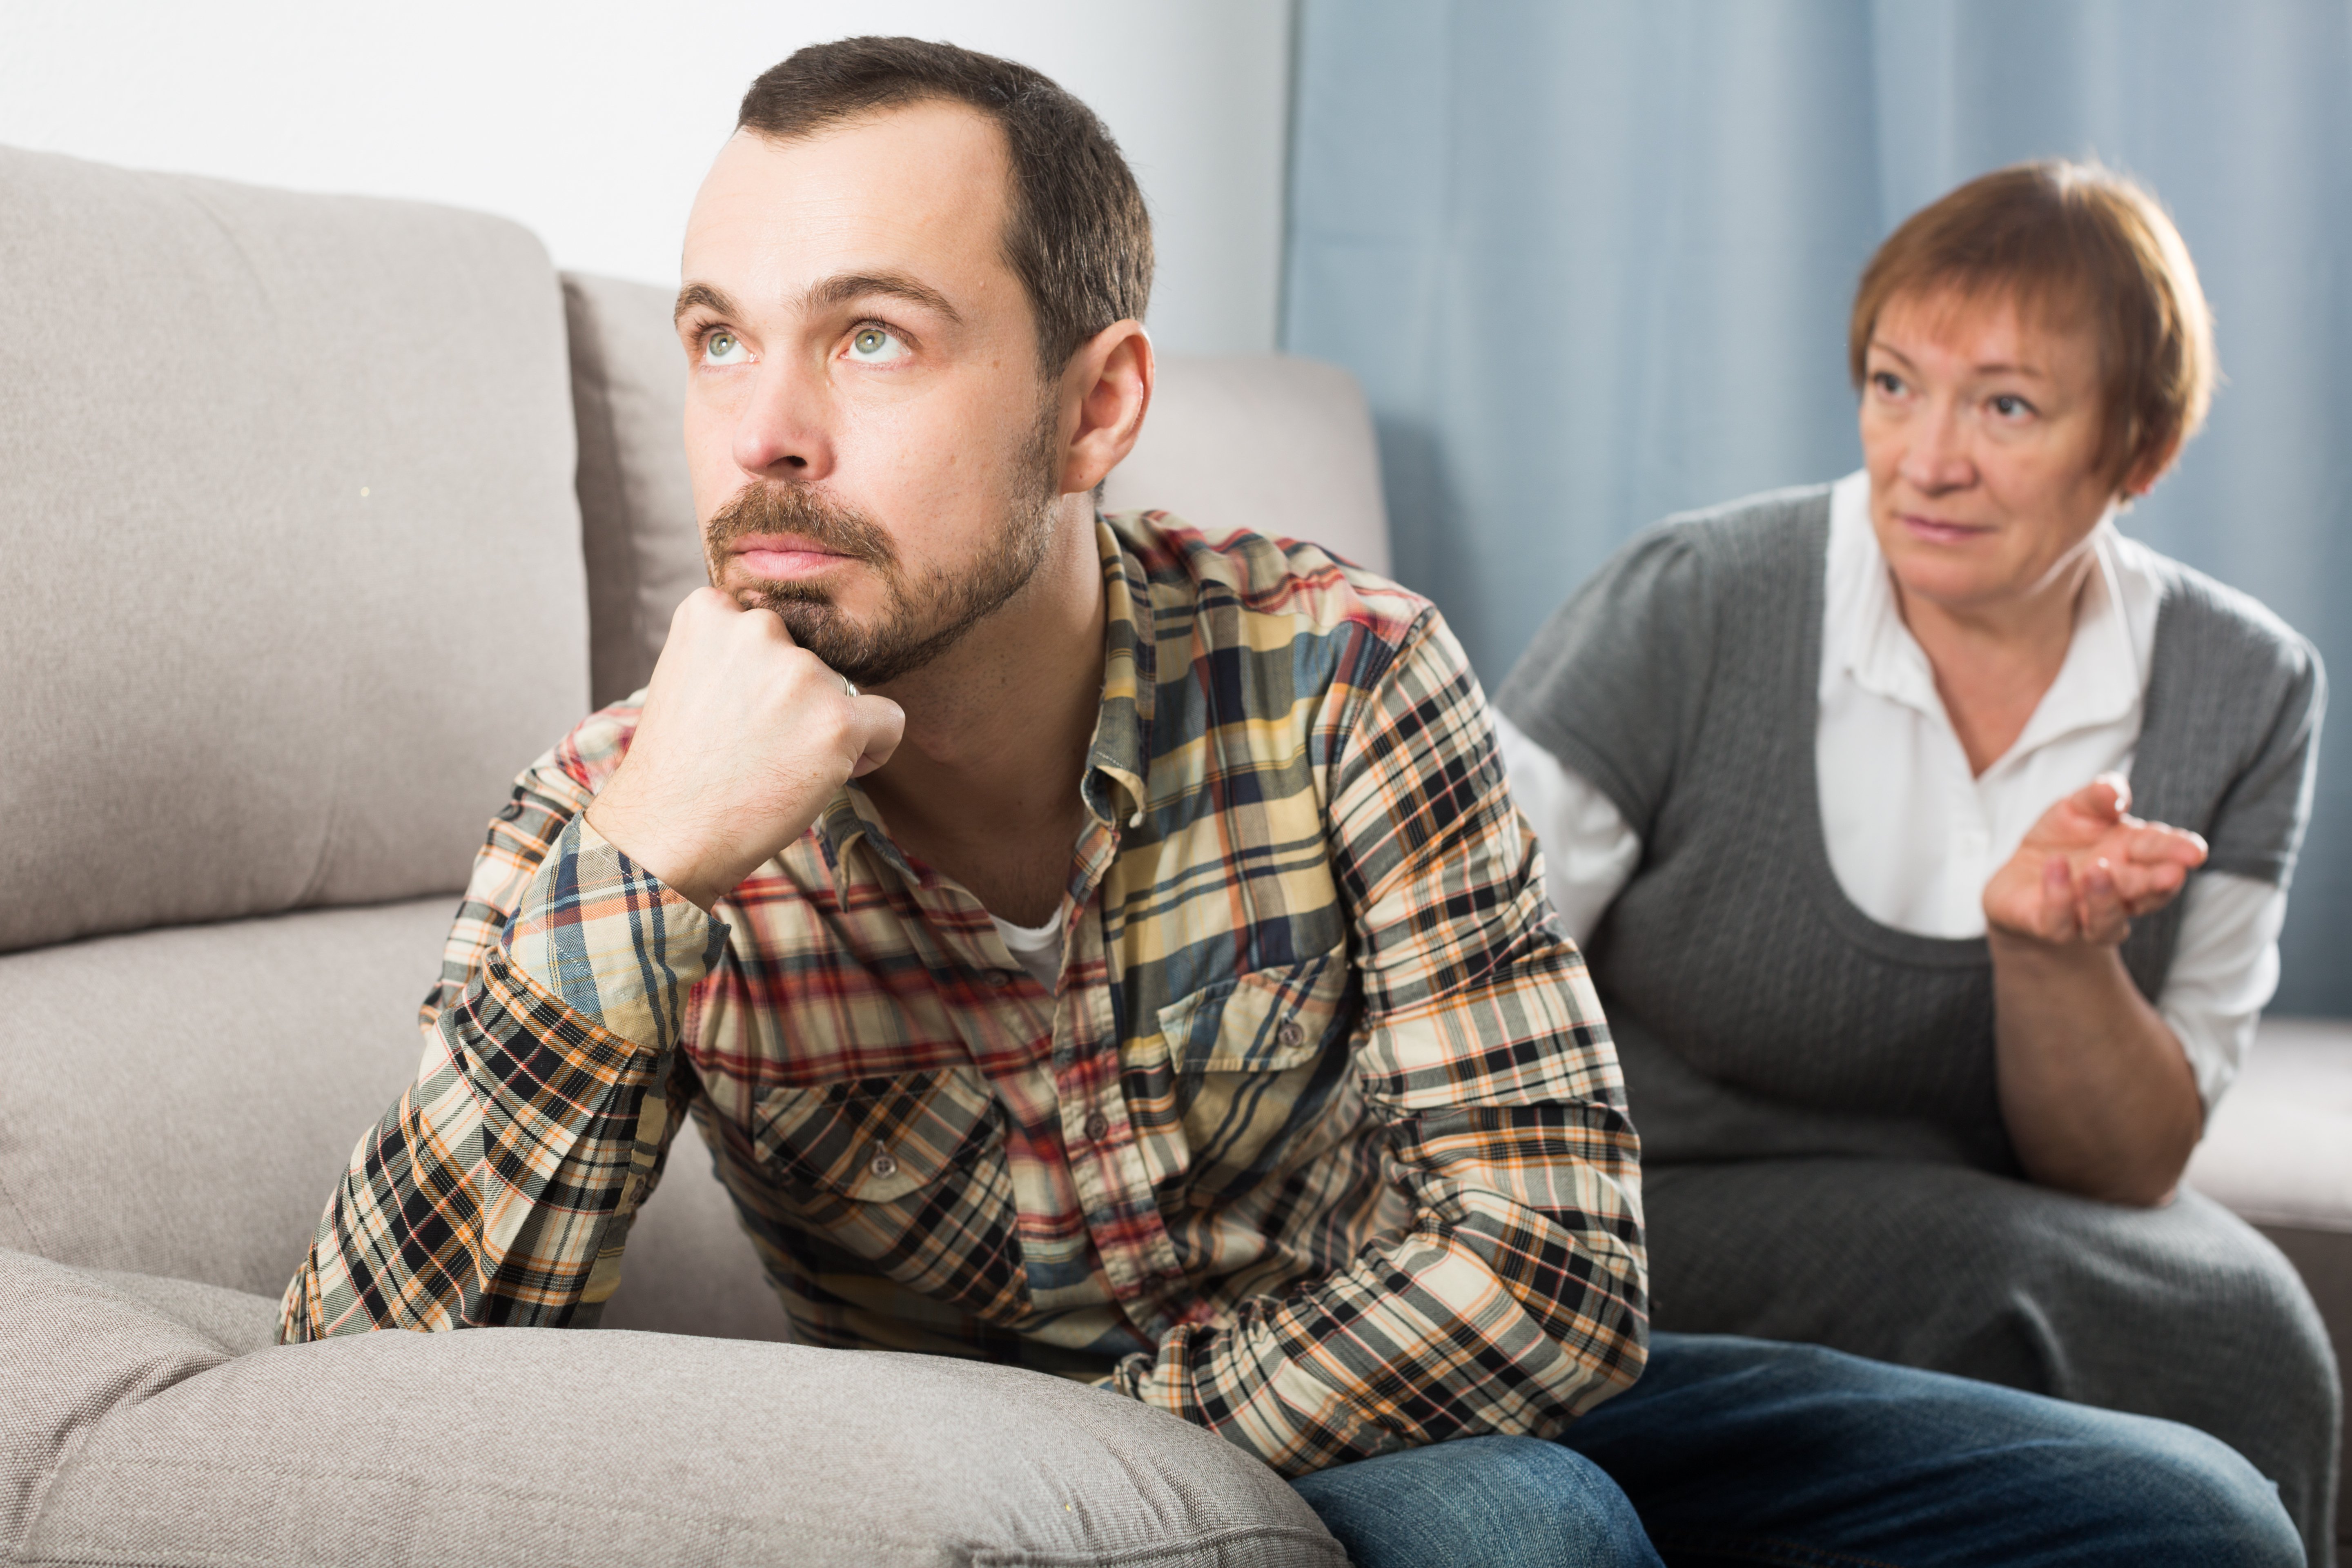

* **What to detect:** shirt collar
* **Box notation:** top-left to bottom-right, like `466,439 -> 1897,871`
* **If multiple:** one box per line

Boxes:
1822,469 -> 2143,767
811,515 -> 1157,904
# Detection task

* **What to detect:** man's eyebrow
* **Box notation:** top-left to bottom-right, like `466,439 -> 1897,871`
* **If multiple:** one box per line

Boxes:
673,282 -> 739,325
802,271 -> 962,323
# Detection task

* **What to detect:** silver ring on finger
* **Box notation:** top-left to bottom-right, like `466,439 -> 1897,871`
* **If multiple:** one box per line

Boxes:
842,675 -> 859,699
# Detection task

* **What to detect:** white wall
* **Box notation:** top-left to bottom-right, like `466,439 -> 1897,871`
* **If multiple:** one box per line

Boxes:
0,0 -> 1293,355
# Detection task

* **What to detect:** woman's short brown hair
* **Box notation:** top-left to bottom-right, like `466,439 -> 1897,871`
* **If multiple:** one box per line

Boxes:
1849,160 -> 2215,490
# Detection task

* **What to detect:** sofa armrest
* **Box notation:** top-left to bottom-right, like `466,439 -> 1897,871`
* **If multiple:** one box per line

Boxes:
0,1249 -> 1340,1567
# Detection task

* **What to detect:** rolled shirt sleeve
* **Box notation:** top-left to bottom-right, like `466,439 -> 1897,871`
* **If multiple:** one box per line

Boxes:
2159,871 -> 2287,1113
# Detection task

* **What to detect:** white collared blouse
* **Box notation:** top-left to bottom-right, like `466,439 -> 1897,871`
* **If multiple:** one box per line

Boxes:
1498,469 -> 2285,1110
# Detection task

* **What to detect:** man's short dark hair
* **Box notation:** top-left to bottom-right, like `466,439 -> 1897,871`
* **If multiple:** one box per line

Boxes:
738,37 -> 1154,374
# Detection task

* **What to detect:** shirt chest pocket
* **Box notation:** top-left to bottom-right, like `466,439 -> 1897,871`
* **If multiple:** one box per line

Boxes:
751,1066 -> 1004,1208
1154,951 -> 1355,1197
746,1065 -> 1024,1316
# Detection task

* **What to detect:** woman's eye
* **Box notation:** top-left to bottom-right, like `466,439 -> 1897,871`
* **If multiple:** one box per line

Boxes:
1872,371 -> 1905,396
1990,393 -> 2032,419
847,325 -> 908,363
703,330 -> 748,366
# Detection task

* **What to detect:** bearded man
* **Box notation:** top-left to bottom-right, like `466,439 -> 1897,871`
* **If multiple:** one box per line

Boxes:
281,36 -> 2300,1568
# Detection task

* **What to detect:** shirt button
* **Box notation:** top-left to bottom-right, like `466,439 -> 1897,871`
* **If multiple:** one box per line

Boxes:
987,970 -> 1017,988
1082,1110 -> 1110,1143
1277,1019 -> 1306,1049
868,1143 -> 899,1179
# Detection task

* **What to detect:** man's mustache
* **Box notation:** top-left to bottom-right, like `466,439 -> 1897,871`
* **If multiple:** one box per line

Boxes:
704,481 -> 898,571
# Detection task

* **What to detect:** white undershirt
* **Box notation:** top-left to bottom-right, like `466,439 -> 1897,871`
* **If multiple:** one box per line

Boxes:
1497,468 -> 2286,1111
990,906 -> 1066,993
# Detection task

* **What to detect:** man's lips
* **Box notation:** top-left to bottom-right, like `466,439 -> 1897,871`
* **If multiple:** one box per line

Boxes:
726,535 -> 858,579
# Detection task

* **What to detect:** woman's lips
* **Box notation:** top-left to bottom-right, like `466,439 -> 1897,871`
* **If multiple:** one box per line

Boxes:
1900,512 -> 1993,546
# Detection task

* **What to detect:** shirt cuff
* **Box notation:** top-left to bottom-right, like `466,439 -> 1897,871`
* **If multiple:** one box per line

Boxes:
503,812 -> 728,1055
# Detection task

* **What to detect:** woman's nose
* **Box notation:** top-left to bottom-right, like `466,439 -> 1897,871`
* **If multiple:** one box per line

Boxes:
1898,407 -> 1974,495
732,358 -> 834,480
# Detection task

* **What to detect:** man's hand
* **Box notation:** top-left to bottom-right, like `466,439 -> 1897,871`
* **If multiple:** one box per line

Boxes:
585,588 -> 904,910
1982,774 -> 2207,947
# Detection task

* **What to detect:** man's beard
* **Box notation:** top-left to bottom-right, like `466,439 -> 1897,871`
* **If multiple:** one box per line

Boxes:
702,405 -> 1060,688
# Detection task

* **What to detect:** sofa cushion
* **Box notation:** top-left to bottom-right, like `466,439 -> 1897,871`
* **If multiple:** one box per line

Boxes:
1101,354 -> 1393,576
564,271 -> 708,709
0,898 -> 448,1296
2185,1018 -> 2352,1235
2185,1016 -> 2352,1552
0,1249 -> 1343,1568
0,146 -> 589,955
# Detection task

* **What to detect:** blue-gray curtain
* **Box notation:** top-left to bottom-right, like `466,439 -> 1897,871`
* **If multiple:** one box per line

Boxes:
1283,0 -> 2352,1014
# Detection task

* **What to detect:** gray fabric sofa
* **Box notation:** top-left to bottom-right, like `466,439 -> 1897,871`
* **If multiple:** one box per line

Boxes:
2,138 -> 2345,1563
0,144 -> 1375,1567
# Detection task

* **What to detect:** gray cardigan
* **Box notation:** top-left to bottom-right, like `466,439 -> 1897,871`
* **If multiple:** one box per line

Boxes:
1496,484 -> 2325,1172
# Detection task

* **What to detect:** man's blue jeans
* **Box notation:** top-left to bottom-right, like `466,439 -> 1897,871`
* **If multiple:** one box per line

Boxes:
1290,1334 -> 2302,1567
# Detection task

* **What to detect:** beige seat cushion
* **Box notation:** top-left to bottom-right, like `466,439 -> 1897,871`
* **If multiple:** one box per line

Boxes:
0,147 -> 589,955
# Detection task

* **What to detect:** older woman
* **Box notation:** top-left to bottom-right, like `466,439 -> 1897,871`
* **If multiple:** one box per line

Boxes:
1497,161 -> 2336,1560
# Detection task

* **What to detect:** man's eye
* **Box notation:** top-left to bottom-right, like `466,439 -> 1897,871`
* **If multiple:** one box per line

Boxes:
703,330 -> 748,366
847,326 -> 909,363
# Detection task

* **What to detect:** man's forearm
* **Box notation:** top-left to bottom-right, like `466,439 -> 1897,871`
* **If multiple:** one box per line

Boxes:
1108,1098 -> 1647,1477
279,815 -> 721,1340
1990,933 -> 2203,1206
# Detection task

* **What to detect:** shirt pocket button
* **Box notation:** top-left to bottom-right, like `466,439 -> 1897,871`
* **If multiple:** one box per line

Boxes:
1277,1019 -> 1306,1049
867,1142 -> 899,1180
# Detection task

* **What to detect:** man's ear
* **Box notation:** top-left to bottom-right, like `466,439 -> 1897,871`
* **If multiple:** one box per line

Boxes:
1056,320 -> 1153,497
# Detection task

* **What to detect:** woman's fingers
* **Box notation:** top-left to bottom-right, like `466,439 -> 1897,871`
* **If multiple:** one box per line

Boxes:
2036,853 -> 2080,941
2122,821 -> 2208,866
2076,859 -> 2133,944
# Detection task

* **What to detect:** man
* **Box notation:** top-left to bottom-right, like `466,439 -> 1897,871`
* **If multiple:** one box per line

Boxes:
283,37 -> 2299,1567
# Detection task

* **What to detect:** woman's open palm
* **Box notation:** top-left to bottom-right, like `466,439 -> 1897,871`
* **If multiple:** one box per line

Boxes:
1982,775 -> 2208,947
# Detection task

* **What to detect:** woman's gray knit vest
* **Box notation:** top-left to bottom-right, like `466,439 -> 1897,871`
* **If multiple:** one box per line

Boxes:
1496,485 -> 2322,1173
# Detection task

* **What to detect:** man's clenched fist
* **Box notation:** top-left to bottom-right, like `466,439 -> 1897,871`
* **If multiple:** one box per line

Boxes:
585,588 -> 906,910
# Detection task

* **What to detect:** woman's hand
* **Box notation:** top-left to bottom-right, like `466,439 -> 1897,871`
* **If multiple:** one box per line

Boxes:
1983,774 -> 2207,946
1984,774 -> 2207,1206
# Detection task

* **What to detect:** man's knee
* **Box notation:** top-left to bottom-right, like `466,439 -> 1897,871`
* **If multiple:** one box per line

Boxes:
1290,1434 -> 1660,1568
2082,1412 -> 2305,1568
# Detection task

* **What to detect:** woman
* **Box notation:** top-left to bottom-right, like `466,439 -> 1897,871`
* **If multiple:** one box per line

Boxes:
1496,161 -> 2336,1560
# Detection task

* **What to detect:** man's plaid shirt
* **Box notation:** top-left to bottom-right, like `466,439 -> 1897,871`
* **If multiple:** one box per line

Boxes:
282,512 -> 1648,1475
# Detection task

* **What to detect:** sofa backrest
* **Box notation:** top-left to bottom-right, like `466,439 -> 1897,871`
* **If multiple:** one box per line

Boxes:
1100,354 -> 1392,577
0,147 -> 590,956
559,267 -> 1396,709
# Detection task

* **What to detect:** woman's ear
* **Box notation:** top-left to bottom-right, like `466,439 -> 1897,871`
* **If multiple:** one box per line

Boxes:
2120,429 -> 2185,499
1056,321 -> 1154,497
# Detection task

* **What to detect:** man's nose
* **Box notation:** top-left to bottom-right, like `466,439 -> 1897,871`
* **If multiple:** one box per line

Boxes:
733,355 -> 834,479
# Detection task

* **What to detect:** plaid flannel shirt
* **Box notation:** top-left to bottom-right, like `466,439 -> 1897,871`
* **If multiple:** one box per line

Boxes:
282,512 -> 1647,1475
